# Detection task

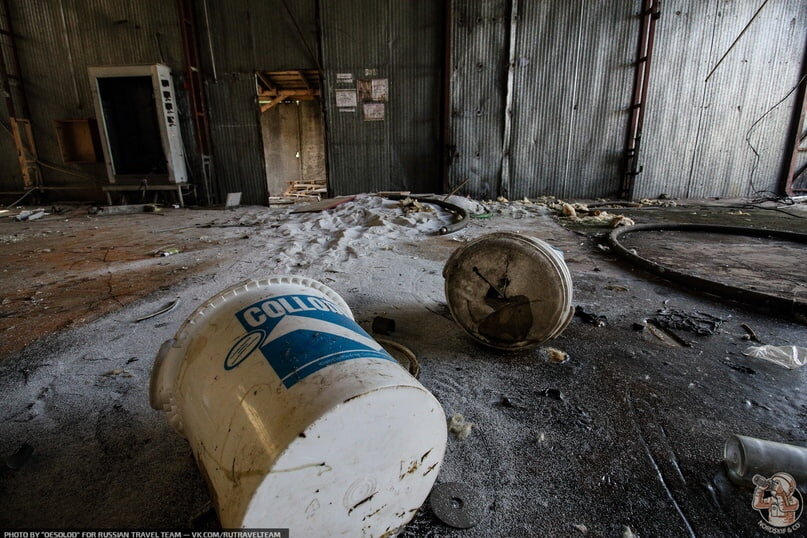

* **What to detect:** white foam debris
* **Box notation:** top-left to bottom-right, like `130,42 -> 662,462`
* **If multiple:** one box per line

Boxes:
448,412 -> 474,440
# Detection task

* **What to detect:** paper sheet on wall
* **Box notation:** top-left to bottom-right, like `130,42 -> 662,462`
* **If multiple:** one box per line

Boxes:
371,78 -> 388,101
363,102 -> 385,121
336,89 -> 358,108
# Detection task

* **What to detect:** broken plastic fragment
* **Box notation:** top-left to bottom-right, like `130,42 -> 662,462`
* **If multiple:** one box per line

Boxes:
744,345 -> 806,369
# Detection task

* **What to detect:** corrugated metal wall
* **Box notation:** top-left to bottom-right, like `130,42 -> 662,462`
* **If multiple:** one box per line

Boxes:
636,0 -> 807,199
3,0 -> 192,199
2,1 -> 805,202
508,0 -> 636,199
194,0 -> 319,204
0,0 -> 318,204
448,0 -> 636,200
447,0 -> 509,199
319,0 -> 444,195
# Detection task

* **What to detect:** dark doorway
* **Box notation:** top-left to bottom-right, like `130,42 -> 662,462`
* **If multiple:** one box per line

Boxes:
97,76 -> 166,176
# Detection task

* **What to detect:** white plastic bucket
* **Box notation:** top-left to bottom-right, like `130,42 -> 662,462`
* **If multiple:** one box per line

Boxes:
443,232 -> 574,350
150,276 -> 447,534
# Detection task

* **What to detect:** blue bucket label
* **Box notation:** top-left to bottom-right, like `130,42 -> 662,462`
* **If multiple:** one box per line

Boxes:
224,294 -> 394,388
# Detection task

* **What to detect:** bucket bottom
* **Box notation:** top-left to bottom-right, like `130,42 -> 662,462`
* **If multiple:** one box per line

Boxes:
238,385 -> 447,535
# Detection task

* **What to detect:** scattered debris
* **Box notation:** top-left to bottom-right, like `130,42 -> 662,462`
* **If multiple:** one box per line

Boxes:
575,306 -> 606,327
631,322 -> 646,332
605,284 -> 629,292
283,179 -> 326,198
647,319 -> 692,347
651,308 -> 724,336
13,209 -> 48,222
541,388 -> 564,401
645,322 -> 684,348
499,395 -> 522,408
429,482 -> 483,529
4,443 -> 33,470
135,299 -> 179,323
744,345 -> 806,370
103,369 -> 133,378
155,248 -> 180,257
399,197 -> 434,214
376,190 -> 411,197
607,215 -> 635,228
94,204 -> 157,216
622,525 -> 636,538
290,196 -> 356,214
573,523 -> 589,535
639,197 -> 677,207
545,347 -> 569,364
448,413 -> 474,440
26,210 -> 48,221
371,316 -> 396,335
740,323 -> 760,342
562,203 -> 577,218
596,244 -> 611,253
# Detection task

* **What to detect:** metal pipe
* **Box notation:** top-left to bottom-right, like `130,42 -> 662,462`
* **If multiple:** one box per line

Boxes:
621,0 -> 660,199
201,0 -> 217,82
724,434 -> 807,487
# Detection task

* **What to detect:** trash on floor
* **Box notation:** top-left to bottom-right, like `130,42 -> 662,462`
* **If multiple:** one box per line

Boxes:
744,345 -> 806,369
429,482 -> 483,529
723,434 -> 807,486
135,299 -> 179,323
651,308 -> 724,335
13,209 -> 48,222
447,413 -> 474,440
400,197 -> 435,214
290,195 -> 356,214
574,306 -> 607,327
741,323 -> 760,342
544,347 -> 569,364
154,248 -> 180,257
149,276 -> 446,532
443,232 -> 574,350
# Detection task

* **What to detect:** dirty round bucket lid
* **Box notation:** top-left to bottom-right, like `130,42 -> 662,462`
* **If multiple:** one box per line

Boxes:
443,232 -> 574,350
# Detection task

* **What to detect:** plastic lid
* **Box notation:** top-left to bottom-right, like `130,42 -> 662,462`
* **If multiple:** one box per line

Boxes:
443,232 -> 574,350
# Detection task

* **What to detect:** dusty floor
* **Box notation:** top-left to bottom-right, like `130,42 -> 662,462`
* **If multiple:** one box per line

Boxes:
0,196 -> 805,536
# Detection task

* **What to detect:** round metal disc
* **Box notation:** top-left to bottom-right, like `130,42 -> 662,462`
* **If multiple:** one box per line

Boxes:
429,482 -> 483,529
443,232 -> 574,350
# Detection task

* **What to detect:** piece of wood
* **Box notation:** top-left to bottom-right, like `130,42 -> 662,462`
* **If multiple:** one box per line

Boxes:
260,94 -> 289,113
291,196 -> 356,214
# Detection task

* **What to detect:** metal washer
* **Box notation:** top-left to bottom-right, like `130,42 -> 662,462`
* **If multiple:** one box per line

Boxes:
429,482 -> 483,529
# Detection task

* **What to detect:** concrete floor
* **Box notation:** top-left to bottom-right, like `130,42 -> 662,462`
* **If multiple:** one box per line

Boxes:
0,197 -> 805,536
